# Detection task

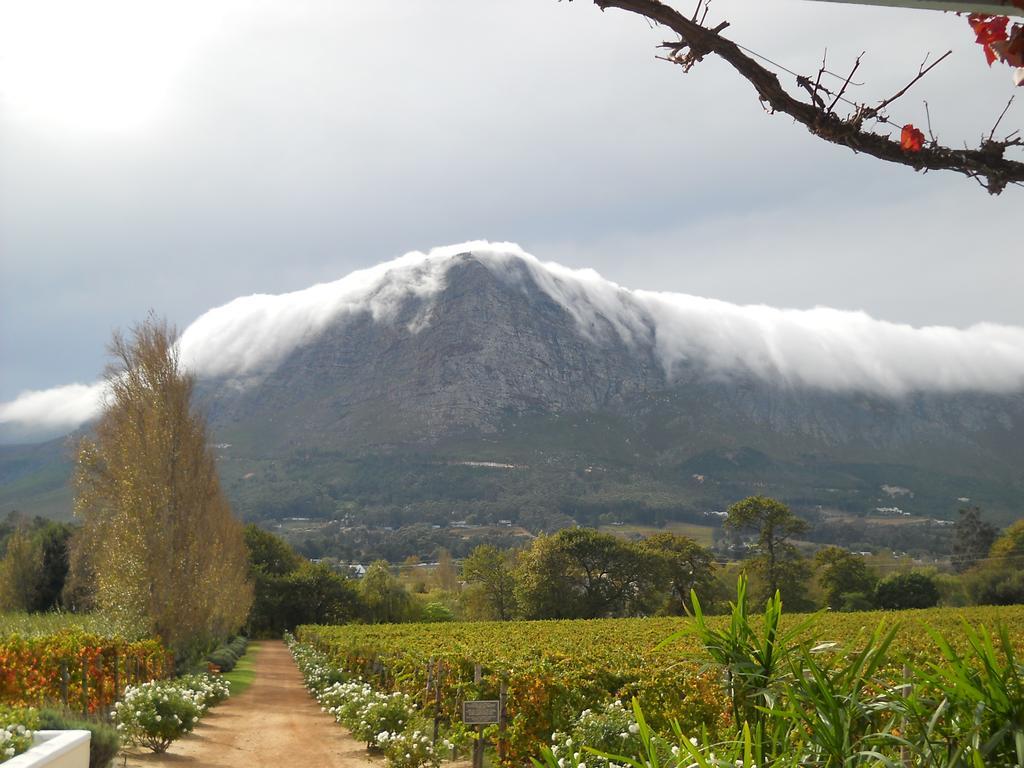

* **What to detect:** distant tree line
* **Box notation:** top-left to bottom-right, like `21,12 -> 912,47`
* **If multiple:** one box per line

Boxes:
6,493 -> 1022,635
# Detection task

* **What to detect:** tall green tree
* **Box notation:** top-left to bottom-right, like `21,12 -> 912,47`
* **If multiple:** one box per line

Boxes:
874,571 -> 939,610
0,524 -> 42,612
724,495 -> 810,607
461,544 -> 517,620
515,529 -> 661,619
966,519 -> 1024,606
360,560 -> 411,623
951,507 -> 999,574
640,532 -> 716,614
73,317 -> 252,652
814,546 -> 877,611
245,523 -> 303,577
31,522 -> 73,612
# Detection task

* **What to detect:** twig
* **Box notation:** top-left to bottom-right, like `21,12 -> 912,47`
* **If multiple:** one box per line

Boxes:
814,49 -> 827,101
828,53 -> 863,114
866,50 -> 952,119
923,100 -> 937,144
988,96 -> 1015,143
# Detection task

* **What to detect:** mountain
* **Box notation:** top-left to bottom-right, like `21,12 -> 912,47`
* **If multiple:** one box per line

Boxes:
2,245 -> 1023,555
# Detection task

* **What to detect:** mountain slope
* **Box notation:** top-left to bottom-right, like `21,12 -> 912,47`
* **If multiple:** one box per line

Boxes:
2,246 -> 1022,539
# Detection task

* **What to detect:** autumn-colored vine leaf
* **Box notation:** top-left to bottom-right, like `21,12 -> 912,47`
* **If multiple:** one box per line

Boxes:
901,124 -> 925,152
969,14 -> 1010,65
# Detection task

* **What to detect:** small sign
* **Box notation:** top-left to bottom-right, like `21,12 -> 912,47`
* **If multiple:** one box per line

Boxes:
462,699 -> 501,724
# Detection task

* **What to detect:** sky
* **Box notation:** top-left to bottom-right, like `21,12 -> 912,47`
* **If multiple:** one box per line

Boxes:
1,0 -> 1020,413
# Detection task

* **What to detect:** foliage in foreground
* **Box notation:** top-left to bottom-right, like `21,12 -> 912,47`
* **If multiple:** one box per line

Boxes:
533,576 -> 1024,767
0,705 -> 37,764
38,708 -> 121,768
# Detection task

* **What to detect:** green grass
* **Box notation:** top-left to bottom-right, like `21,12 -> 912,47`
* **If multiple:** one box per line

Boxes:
222,642 -> 260,697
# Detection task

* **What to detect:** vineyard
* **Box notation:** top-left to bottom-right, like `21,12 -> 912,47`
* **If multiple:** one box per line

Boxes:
0,613 -> 168,714
296,602 -> 1024,765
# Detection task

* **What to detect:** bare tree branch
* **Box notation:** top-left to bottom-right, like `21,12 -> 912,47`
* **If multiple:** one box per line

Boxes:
575,0 -> 1024,194
828,54 -> 863,115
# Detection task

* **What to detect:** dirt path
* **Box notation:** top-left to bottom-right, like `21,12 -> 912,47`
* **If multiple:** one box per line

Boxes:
124,641 -> 381,768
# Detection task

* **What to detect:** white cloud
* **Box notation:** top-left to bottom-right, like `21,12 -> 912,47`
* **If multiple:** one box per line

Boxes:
3,242 -> 1023,441
0,381 -> 106,431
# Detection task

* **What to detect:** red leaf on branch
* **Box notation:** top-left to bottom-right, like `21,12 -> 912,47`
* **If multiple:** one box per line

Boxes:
901,124 -> 925,152
969,14 -> 1010,66
969,14 -> 1009,45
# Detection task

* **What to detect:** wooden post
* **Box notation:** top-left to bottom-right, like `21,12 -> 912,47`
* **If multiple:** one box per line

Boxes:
96,653 -> 104,717
59,662 -> 70,708
432,661 -> 444,745
81,658 -> 89,716
473,663 -> 484,768
498,677 -> 508,766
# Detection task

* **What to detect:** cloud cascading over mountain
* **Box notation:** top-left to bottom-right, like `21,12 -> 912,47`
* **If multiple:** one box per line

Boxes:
3,240 -> 1024,442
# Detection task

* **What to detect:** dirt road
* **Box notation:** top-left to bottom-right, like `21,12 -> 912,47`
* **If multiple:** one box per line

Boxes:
125,641 -> 380,768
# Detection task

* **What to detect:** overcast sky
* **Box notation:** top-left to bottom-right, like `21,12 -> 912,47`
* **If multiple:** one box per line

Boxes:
1,0 -> 1020,404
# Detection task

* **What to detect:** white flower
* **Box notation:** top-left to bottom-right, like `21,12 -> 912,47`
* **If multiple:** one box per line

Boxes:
628,724 -> 640,734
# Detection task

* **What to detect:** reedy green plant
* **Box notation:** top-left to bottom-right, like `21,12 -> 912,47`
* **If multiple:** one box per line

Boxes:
775,623 -> 903,767
898,621 -> 1024,767
670,574 -> 815,754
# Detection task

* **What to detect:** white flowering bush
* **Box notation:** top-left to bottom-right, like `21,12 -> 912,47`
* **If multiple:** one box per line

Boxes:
318,680 -> 375,724
548,704 -> 643,768
378,722 -> 443,768
289,635 -> 349,693
291,638 -> 447,767
0,706 -> 36,764
113,680 -> 203,753
347,690 -> 416,747
0,724 -> 33,764
178,673 -> 232,709
538,700 -> 764,768
549,700 -> 649,768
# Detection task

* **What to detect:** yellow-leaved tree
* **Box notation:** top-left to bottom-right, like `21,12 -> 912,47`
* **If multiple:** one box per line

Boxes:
72,316 -> 252,655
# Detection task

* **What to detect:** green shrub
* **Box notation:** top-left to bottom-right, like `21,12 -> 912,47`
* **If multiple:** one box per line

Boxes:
38,709 -> 120,768
206,648 -> 238,672
205,636 -> 247,672
874,571 -> 940,609
421,602 -> 455,622
113,680 -> 202,753
839,591 -> 874,612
